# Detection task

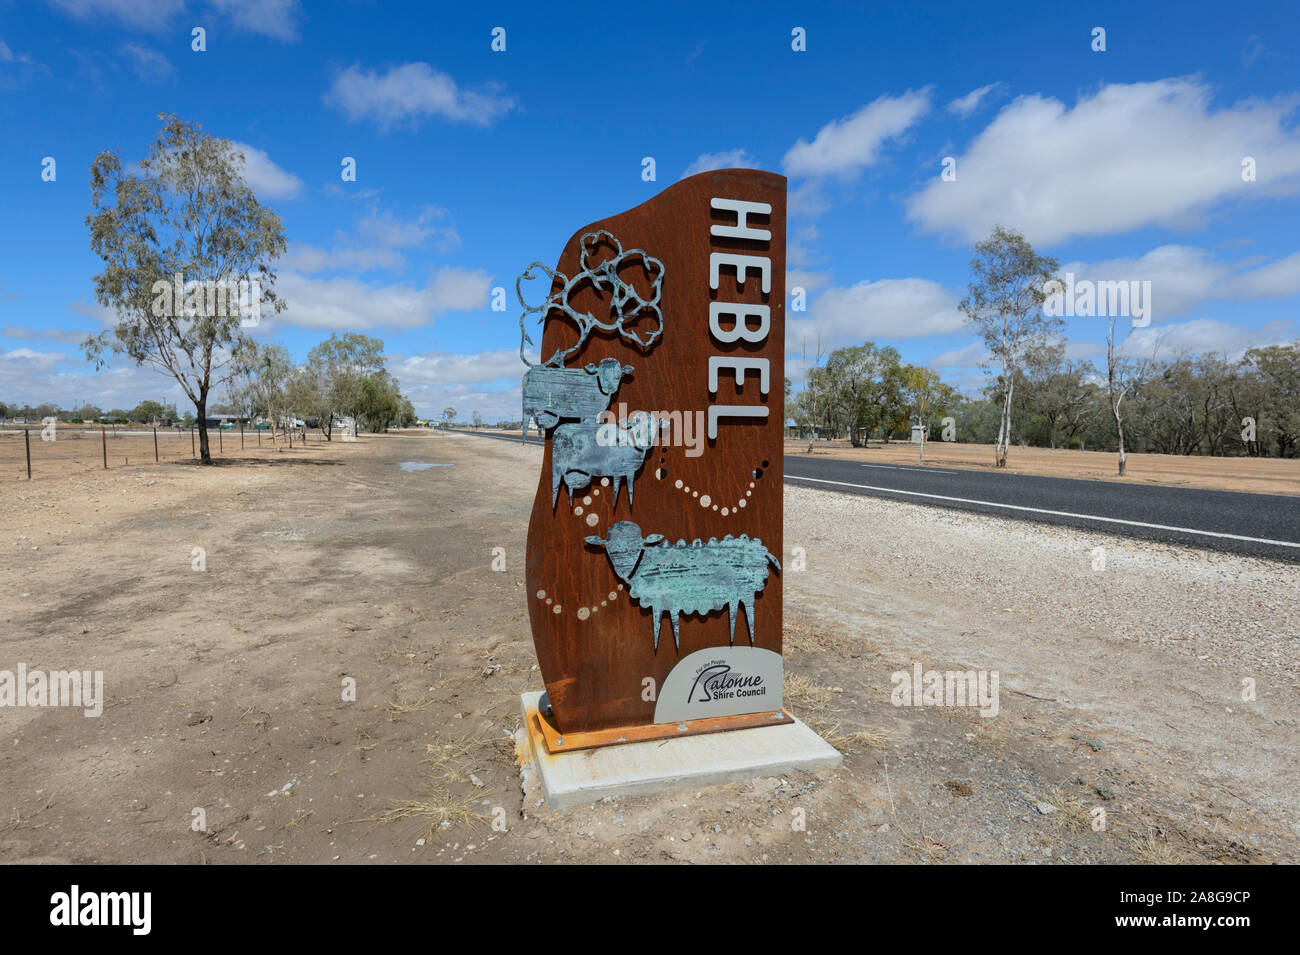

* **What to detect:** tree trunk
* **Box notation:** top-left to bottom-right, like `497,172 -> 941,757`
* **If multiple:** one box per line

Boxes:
996,380 -> 1014,468
195,394 -> 212,465
1115,407 -> 1127,476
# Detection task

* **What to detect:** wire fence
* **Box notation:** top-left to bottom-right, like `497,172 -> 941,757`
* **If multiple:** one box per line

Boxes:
1,424 -> 331,480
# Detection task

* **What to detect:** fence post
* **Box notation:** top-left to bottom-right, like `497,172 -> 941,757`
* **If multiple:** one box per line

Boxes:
219,426 -> 223,453
25,428 -> 31,480
191,427 -> 195,458
240,421 -> 245,450
153,427 -> 159,463
102,427 -> 107,469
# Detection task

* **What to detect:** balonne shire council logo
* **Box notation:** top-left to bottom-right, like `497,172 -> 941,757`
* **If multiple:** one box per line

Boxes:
687,659 -> 769,704
654,645 -> 784,724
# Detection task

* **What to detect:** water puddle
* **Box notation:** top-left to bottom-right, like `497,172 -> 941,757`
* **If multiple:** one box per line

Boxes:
398,460 -> 453,472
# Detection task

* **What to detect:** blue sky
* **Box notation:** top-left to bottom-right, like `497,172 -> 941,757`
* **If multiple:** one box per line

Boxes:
1,0 -> 1298,419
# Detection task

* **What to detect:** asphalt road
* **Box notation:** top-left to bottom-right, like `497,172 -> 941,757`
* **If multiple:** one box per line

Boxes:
450,429 -> 1300,562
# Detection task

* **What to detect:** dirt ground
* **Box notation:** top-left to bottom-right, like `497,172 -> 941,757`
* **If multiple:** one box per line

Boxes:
1,431 -> 1295,864
787,438 -> 1300,497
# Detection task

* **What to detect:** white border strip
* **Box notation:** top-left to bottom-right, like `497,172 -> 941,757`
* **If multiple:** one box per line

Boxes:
786,475 -> 1300,549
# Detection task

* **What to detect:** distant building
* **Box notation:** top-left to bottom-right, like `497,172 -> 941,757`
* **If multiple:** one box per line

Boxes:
205,413 -> 249,429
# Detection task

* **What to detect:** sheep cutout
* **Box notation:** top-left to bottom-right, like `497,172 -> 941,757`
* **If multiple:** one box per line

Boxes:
585,521 -> 781,651
551,416 -> 658,508
521,357 -> 633,439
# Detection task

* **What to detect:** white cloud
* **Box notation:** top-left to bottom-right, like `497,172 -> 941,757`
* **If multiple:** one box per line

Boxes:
284,205 -> 459,274
47,0 -> 186,30
390,348 -> 522,387
357,206 -> 458,252
0,347 -> 193,410
1065,341 -> 1103,361
208,0 -> 302,41
0,347 -> 64,374
783,89 -> 931,180
1062,245 -> 1228,321
67,298 -> 118,328
282,244 -> 405,274
326,62 -> 516,129
1124,318 -> 1296,360
786,269 -> 832,294
387,348 -> 528,420
1061,245 -> 1300,322
49,0 -> 299,39
788,181 -> 829,219
681,150 -> 760,179
930,341 -> 988,368
788,224 -> 821,268
3,325 -> 92,345
403,381 -> 522,422
926,338 -> 1097,374
947,82 -> 1003,118
275,266 -> 490,331
1,40 -> 35,64
230,141 -> 304,199
118,42 -> 172,81
908,78 -> 1300,244
1227,251 -> 1300,299
787,277 -> 965,349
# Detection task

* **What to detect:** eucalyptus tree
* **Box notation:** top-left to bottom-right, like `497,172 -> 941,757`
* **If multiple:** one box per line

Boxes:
1104,313 -> 1158,475
1243,343 -> 1300,458
958,226 -> 1061,468
306,333 -> 386,439
248,343 -> 296,440
83,114 -> 286,464
902,364 -> 957,462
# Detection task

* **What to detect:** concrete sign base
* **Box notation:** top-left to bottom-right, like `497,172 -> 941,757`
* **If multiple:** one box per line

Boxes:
516,691 -> 841,811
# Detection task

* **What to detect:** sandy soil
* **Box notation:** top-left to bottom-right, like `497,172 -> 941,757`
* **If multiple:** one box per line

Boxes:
1,432 -> 1294,864
787,438 -> 1300,498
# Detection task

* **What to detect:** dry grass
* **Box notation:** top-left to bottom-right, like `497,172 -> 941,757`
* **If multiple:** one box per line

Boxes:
818,722 -> 893,751
784,671 -> 893,752
783,673 -> 834,714
882,754 -> 948,862
1040,788 -> 1095,834
279,808 -> 314,831
1127,829 -> 1190,865
385,696 -> 435,717
962,722 -> 1006,750
4,794 -> 54,832
353,780 -> 485,844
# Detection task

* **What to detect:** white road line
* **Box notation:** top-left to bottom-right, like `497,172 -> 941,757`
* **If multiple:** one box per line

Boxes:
786,475 -> 1300,549
860,463 -> 956,474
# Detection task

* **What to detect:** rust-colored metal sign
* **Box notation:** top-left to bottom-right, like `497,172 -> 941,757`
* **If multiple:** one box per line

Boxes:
522,169 -> 786,739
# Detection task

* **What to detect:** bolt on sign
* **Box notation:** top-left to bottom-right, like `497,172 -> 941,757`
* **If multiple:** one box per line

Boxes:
518,169 -> 787,750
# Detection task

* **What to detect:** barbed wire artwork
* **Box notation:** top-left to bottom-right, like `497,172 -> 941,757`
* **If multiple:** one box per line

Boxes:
517,230 -> 665,369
